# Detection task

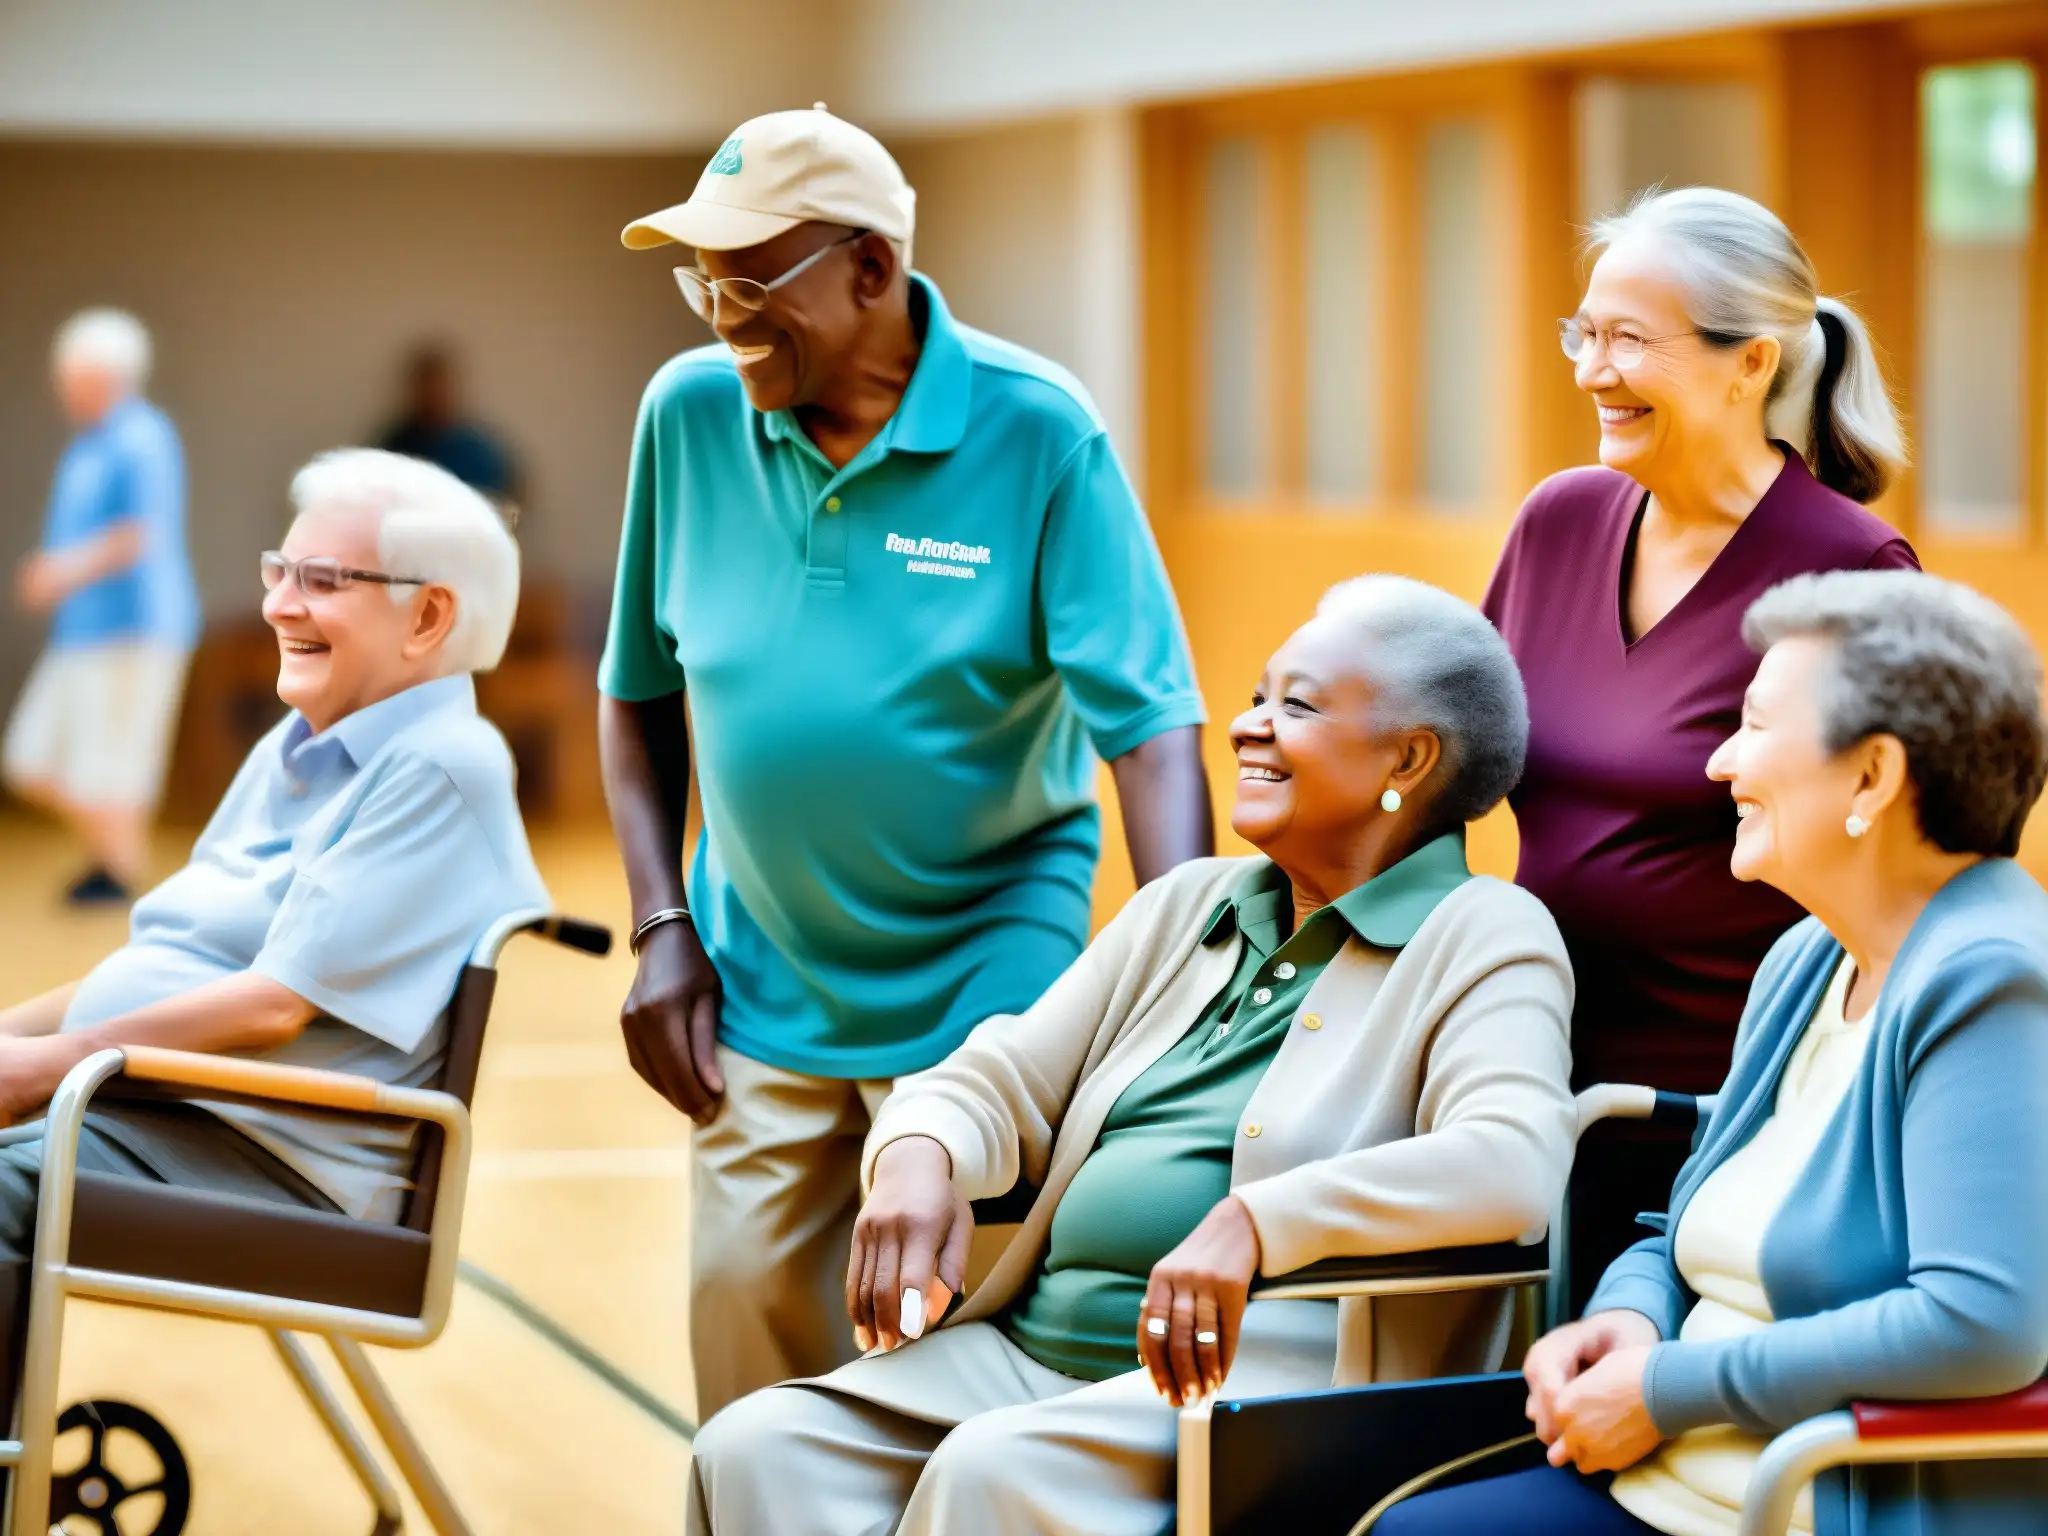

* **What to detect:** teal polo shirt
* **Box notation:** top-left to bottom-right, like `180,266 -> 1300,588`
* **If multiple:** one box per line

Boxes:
600,275 -> 1205,1079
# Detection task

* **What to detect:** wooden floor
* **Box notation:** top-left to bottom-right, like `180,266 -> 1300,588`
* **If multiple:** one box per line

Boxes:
4,815 -> 693,1535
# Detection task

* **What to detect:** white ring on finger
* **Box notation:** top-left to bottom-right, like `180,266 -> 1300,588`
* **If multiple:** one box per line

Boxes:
1146,1316 -> 1169,1338
1195,1329 -> 1218,1346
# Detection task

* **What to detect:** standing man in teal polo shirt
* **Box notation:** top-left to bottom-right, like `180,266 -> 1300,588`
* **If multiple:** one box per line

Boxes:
600,106 -> 1213,1418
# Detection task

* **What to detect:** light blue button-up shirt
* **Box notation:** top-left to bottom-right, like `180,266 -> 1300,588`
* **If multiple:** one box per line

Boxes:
40,396 -> 200,650
64,674 -> 549,1220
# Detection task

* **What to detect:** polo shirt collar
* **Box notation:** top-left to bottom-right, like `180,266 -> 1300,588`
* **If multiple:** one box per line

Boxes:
282,673 -> 477,772
1199,861 -> 1291,949
1200,831 -> 1473,950
760,273 -> 972,457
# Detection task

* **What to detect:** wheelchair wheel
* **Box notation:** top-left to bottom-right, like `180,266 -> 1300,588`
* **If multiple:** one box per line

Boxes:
49,1399 -> 191,1536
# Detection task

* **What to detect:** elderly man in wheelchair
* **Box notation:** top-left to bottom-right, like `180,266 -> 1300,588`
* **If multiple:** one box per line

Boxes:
0,448 -> 562,1533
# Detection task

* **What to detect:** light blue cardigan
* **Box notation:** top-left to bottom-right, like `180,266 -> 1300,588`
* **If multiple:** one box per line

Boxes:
1588,858 -> 2048,1536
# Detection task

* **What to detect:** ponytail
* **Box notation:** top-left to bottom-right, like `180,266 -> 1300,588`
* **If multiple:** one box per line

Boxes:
1804,297 -> 1907,505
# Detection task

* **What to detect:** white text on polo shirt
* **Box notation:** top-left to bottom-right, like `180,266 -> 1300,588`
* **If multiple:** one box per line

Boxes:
885,532 -> 992,579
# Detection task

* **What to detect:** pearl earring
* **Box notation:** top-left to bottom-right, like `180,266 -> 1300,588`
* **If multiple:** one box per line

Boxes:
1845,814 -> 1870,840
1380,788 -> 1402,814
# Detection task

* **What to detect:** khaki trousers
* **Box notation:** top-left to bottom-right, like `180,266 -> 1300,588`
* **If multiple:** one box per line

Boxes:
690,1047 -> 894,1422
687,1301 -> 1338,1536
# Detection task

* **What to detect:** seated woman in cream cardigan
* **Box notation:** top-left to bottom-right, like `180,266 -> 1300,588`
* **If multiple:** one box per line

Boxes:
687,575 -> 1579,1536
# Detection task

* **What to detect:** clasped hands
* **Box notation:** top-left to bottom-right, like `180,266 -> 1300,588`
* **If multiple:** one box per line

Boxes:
1521,1308 -> 1664,1473
848,1135 -> 1263,1407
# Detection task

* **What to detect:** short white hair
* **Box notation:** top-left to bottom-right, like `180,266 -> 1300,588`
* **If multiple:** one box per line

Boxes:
288,449 -> 520,674
53,308 -> 152,391
1316,574 -> 1529,829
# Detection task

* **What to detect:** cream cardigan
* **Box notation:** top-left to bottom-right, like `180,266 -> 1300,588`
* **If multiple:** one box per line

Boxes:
863,853 -> 1577,1387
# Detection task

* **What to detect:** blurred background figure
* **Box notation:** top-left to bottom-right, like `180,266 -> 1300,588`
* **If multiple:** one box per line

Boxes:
378,342 -> 518,503
2,309 -> 199,907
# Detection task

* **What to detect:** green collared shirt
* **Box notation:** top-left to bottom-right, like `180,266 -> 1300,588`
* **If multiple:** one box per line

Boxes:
999,833 -> 1473,1380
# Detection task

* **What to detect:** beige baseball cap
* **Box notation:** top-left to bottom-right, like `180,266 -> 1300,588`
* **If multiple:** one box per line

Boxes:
622,104 -> 916,253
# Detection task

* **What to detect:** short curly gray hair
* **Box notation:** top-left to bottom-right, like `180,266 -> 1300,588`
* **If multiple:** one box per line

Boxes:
1743,571 -> 2047,857
1317,575 -> 1529,832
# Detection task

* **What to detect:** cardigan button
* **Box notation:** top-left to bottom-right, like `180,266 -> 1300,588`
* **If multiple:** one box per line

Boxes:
1301,1013 -> 1322,1031
1273,962 -> 1297,980
1251,987 -> 1273,1006
1243,1123 -> 1262,1138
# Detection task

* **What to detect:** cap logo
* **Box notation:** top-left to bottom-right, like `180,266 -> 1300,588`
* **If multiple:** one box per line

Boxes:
707,137 -> 744,177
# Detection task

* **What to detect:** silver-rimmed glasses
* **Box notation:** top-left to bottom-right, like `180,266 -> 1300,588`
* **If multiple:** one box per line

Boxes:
673,231 -> 866,323
1558,317 -> 1714,371
260,552 -> 428,597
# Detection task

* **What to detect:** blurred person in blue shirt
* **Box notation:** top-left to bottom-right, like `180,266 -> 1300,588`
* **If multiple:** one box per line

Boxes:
0,448 -> 545,1430
378,343 -> 517,503
3,310 -> 201,905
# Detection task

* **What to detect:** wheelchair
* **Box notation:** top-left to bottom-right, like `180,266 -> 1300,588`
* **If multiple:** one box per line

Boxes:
0,908 -> 612,1536
1173,1082 -> 2048,1536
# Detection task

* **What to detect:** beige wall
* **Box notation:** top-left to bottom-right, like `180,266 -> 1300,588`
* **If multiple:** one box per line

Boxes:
841,0 -> 1967,132
894,118 -> 1088,371
0,140 -> 704,703
0,0 -> 832,146
894,109 -> 1142,461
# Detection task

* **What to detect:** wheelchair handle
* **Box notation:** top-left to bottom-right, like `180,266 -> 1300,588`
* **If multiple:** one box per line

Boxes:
534,916 -> 614,957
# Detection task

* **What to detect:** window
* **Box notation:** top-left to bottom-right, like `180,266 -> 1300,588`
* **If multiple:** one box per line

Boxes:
1304,125 -> 1379,503
1573,77 -> 1766,226
1919,61 -> 2036,536
1202,136 -> 1268,498
1187,109 -> 1506,511
1419,119 -> 1495,509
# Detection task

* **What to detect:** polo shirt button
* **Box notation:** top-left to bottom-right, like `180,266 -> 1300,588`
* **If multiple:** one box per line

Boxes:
1301,1013 -> 1323,1031
1273,962 -> 1297,980
824,496 -> 842,513
1251,987 -> 1273,1006
1243,1123 -> 1263,1139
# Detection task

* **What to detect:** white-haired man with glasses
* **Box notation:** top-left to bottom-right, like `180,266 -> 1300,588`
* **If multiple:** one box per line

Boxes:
5,309 -> 200,906
0,448 -> 547,1435
602,105 -> 1214,1418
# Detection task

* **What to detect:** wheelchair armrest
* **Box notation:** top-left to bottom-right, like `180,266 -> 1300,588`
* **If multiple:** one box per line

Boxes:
1249,1240 -> 1548,1301
1852,1380 -> 2048,1439
1575,1082 -> 1712,1138
970,1184 -> 1040,1226
1740,1387 -> 2048,1536
118,1045 -> 464,1129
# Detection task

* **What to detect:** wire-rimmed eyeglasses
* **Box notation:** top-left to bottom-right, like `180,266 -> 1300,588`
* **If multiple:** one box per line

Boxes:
1558,317 -> 1744,370
260,552 -> 428,597
673,232 -> 866,324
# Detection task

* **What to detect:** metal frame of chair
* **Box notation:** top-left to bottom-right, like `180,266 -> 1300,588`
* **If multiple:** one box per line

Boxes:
0,908 -> 611,1536
1175,1082 -> 1710,1536
1176,1081 -> 2048,1536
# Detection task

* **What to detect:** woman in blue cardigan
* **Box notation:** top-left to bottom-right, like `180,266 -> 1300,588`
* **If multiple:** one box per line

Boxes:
1380,569 -> 2048,1536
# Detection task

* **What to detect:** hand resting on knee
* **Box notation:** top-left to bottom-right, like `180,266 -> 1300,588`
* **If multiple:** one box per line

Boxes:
850,1135 -> 972,1353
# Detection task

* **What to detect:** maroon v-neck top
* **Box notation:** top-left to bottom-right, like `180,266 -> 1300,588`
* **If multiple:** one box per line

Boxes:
1483,451 -> 1918,1091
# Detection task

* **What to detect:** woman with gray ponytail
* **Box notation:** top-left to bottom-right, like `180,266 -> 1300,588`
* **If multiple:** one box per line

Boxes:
1482,187 -> 1920,1308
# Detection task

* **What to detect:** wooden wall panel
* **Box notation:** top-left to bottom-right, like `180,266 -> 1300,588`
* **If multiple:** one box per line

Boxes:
1135,4 -> 2048,897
